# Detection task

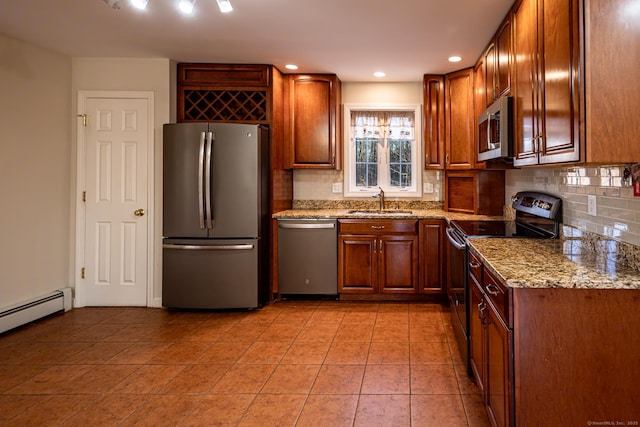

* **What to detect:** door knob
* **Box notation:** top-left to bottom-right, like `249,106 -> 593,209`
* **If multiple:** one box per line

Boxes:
134,209 -> 145,217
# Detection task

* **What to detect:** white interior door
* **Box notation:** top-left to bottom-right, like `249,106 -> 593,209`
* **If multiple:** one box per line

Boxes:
78,94 -> 152,306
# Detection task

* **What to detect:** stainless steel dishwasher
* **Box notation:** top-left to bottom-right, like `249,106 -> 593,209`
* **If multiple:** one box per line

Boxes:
277,219 -> 338,296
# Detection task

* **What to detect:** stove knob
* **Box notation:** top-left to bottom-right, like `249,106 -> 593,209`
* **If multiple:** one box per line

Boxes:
540,202 -> 551,210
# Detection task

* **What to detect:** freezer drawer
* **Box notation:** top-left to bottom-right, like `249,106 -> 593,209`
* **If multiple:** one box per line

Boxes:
277,219 -> 338,295
162,239 -> 259,309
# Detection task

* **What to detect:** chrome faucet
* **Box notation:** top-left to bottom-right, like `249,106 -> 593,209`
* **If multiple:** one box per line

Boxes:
373,187 -> 385,210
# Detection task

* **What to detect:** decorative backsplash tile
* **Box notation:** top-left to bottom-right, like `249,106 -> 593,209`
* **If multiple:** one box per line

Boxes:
506,165 -> 640,247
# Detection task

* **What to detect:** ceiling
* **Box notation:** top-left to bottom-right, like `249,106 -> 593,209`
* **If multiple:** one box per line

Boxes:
0,0 -> 514,82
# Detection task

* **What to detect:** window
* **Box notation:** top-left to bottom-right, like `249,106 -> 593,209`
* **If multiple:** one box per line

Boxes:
344,105 -> 422,198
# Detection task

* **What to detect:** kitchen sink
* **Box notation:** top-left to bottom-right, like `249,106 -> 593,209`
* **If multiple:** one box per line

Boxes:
347,209 -> 413,216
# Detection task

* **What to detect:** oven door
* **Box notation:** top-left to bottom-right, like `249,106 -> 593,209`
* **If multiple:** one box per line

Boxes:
445,226 -> 470,372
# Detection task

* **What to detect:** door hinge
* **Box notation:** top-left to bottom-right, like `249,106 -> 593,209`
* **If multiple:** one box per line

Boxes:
81,267 -> 86,279
82,191 -> 86,202
77,114 -> 87,126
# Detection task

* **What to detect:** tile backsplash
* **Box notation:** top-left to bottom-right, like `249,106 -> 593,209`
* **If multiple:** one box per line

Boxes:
506,165 -> 640,247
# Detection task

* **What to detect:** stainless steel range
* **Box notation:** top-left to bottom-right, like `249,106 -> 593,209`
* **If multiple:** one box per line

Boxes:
445,191 -> 563,374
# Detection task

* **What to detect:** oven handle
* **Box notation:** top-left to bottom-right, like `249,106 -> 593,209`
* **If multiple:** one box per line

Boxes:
445,227 -> 467,250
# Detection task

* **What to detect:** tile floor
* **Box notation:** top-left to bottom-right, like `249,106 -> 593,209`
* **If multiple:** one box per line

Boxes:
0,301 -> 490,426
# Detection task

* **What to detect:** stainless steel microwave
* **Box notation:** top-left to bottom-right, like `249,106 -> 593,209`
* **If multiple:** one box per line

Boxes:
477,96 -> 513,161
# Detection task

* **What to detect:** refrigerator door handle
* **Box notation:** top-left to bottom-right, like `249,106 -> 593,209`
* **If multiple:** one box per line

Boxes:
163,243 -> 254,251
197,131 -> 206,229
204,131 -> 214,229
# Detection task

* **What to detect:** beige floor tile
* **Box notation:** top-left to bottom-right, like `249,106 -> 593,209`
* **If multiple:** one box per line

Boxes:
210,364 -> 276,393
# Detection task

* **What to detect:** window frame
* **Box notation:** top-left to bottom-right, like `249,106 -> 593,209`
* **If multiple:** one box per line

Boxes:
343,103 -> 423,198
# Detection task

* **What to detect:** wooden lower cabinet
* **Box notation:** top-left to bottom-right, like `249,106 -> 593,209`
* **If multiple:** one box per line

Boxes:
469,256 -> 513,427
418,220 -> 446,295
469,248 -> 639,426
338,220 -> 418,295
485,297 -> 512,427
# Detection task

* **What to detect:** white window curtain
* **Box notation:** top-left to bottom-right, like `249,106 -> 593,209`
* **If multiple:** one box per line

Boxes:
351,111 -> 415,140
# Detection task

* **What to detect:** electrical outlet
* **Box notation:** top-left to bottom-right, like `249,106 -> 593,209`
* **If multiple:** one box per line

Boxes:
423,183 -> 434,193
332,182 -> 343,193
588,195 -> 597,216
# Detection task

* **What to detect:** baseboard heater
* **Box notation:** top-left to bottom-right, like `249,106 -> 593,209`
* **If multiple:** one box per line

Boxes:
0,288 -> 72,334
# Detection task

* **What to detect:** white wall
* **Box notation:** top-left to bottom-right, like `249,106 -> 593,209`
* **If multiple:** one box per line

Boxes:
0,34 -> 72,307
71,57 -> 172,305
294,82 -> 443,201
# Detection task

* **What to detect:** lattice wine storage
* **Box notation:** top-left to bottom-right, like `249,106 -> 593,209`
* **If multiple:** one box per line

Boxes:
180,89 -> 268,122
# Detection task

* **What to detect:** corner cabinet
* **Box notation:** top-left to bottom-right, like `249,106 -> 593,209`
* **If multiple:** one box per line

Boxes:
338,220 -> 418,295
284,74 -> 342,169
444,68 -> 475,170
512,0 -> 581,166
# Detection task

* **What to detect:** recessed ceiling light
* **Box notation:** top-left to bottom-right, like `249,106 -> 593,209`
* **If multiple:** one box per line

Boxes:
216,0 -> 232,13
285,64 -> 299,70
374,71 -> 386,78
448,56 -> 462,63
178,0 -> 196,14
130,0 -> 149,9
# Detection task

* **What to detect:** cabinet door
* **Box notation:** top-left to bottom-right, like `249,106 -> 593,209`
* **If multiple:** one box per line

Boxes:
378,235 -> 419,294
469,278 -> 486,395
338,235 -> 377,293
418,220 -> 445,294
485,304 -> 513,427
423,75 -> 446,170
513,0 -> 539,166
445,68 -> 475,170
484,42 -> 497,106
495,17 -> 512,98
286,74 -> 341,169
537,0 -> 581,164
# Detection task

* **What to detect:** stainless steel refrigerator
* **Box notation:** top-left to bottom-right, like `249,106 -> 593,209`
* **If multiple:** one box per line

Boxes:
162,123 -> 270,309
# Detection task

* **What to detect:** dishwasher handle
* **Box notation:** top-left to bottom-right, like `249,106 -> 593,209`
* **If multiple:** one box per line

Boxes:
278,222 -> 336,230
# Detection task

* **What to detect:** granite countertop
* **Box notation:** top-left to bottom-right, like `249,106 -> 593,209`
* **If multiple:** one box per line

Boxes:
468,238 -> 640,290
272,208 -> 504,222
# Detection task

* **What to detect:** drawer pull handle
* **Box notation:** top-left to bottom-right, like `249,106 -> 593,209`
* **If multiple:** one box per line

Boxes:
469,261 -> 481,268
485,284 -> 501,296
371,225 -> 385,229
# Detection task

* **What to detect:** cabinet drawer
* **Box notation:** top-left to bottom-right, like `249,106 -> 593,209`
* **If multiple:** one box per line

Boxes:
483,268 -> 510,327
468,250 -> 483,284
339,220 -> 418,235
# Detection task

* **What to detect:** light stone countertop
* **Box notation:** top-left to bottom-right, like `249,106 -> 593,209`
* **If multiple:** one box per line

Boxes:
273,207 -> 640,291
272,208 -> 504,222
468,238 -> 640,290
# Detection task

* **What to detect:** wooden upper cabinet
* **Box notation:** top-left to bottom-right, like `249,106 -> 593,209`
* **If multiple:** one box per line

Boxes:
584,0 -> 640,163
512,0 -> 581,166
285,74 -> 342,169
423,75 -> 446,170
495,17 -> 512,99
484,42 -> 497,106
444,68 -> 475,170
